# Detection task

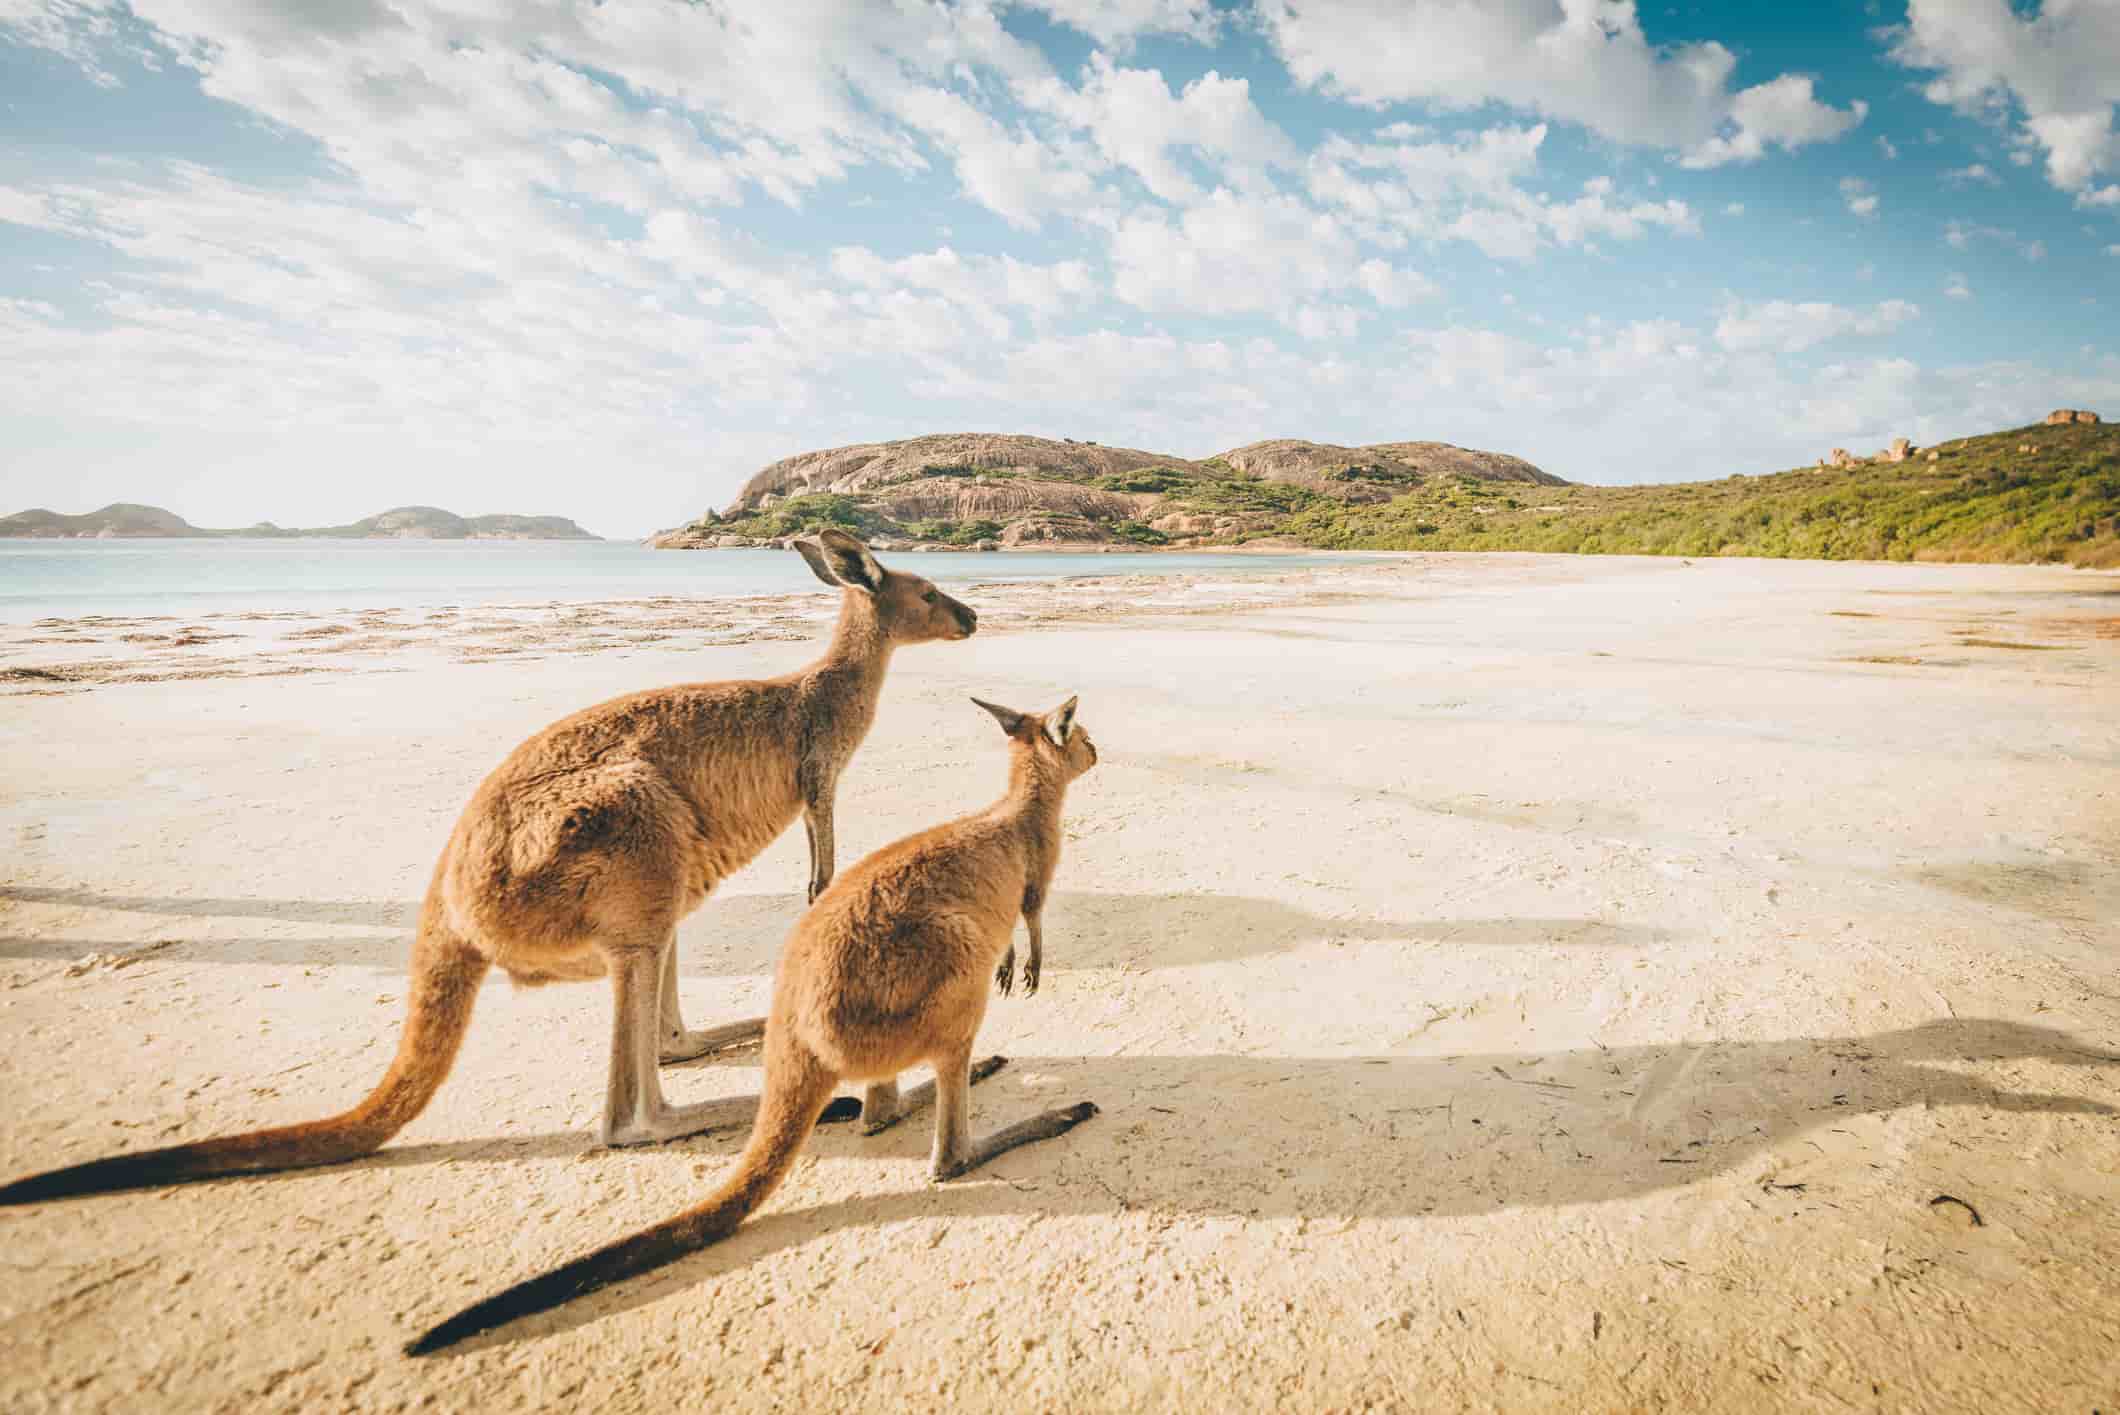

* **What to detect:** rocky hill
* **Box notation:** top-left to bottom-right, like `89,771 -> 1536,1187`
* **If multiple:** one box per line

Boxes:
0,503 -> 600,539
0,503 -> 207,538
729,432 -> 1197,505
1218,439 -> 1562,500
654,415 -> 2114,567
292,506 -> 600,539
654,432 -> 1563,550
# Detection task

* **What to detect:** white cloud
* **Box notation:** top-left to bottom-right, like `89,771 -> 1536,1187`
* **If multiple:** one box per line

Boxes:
1889,0 -> 2120,200
18,0 -> 1092,231
1021,56 -> 1298,203
887,86 -> 1100,228
1540,175 -> 1699,247
1943,219 -> 2048,259
1355,258 -> 1440,308
1108,188 -> 1367,322
1306,124 -> 1695,262
1259,0 -> 1864,166
1943,163 -> 2001,186
1291,303 -> 1365,341
1683,75 -> 1871,169
830,244 -> 1097,323
1723,201 -> 1746,216
0,0 -> 138,85
1945,271 -> 1973,299
1877,135 -> 1900,159
1713,298 -> 1921,354
1014,0 -> 1220,46
1840,176 -> 1880,218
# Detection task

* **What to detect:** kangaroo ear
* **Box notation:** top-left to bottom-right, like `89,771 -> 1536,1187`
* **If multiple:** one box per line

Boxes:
970,696 -> 1030,737
813,528 -> 883,593
791,536 -> 843,589
1045,695 -> 1079,747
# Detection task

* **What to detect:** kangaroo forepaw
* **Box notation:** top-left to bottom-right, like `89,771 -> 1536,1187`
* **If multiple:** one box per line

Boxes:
1022,954 -> 1040,996
995,948 -> 1015,996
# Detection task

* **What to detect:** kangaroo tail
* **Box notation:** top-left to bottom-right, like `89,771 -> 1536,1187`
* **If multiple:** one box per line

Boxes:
0,911 -> 488,1206
405,1039 -> 837,1357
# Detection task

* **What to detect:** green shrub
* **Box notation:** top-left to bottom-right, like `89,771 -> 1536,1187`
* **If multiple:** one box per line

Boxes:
1327,463 -> 1418,484
718,493 -> 880,540
1092,467 -> 1193,493
1174,476 -> 1319,514
904,518 -> 1004,545
1112,520 -> 1170,546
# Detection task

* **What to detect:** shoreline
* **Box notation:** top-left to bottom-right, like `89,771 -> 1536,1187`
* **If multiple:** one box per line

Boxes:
0,552 -> 1423,694
5,550 -> 2112,695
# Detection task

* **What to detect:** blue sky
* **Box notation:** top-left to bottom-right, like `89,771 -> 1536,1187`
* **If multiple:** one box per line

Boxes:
2,0 -> 2117,537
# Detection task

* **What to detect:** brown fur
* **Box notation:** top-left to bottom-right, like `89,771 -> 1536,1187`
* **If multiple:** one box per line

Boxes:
405,696 -> 1099,1355
0,531 -> 976,1205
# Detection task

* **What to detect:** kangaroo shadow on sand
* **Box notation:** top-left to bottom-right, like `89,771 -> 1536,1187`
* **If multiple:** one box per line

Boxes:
365,1018 -> 2114,1352
0,887 -> 410,930
0,885 -> 1672,971
677,892 -> 1674,974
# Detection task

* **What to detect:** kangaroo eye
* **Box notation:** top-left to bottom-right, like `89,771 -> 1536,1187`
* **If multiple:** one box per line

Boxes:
923,589 -> 938,603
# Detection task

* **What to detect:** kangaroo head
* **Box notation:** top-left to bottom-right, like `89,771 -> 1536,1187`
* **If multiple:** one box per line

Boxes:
794,529 -> 977,645
970,694 -> 1098,779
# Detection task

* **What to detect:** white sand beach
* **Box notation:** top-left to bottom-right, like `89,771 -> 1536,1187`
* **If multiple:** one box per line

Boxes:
1,552 -> 2115,1412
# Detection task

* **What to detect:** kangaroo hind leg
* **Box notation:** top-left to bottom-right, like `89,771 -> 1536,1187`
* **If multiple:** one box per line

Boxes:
657,939 -> 765,1065
603,939 -> 759,1147
928,1046 -> 1095,1182
860,1057 -> 1010,1136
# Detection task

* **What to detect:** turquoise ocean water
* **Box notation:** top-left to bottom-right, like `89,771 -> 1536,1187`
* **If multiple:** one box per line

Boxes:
0,538 -> 1369,622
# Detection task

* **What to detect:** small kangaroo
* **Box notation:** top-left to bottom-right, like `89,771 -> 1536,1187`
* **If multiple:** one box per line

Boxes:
405,694 -> 1100,1355
0,530 -> 976,1205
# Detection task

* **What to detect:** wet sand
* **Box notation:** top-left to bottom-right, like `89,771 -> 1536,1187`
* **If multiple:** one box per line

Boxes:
0,558 -> 1400,693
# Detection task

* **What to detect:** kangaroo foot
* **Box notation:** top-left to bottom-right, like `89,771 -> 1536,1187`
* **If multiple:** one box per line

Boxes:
932,1101 -> 1097,1182
658,1015 -> 767,1066
601,1096 -> 755,1148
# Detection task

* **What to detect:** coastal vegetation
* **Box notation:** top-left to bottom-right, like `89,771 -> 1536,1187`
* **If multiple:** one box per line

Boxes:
660,420 -> 2118,568
1284,421 -> 2118,568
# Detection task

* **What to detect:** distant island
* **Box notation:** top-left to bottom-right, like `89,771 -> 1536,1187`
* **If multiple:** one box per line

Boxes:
0,503 -> 601,541
650,412 -> 2115,568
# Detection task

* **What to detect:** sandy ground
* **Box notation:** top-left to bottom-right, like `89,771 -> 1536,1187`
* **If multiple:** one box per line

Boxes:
0,552 -> 2115,1413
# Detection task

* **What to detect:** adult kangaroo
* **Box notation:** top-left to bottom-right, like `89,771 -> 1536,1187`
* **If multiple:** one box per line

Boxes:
406,694 -> 1099,1356
0,530 -> 977,1204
